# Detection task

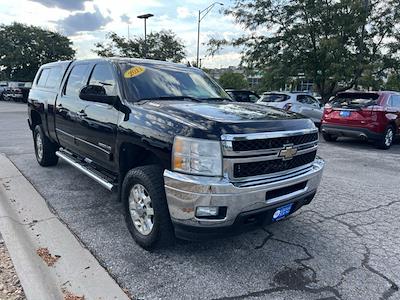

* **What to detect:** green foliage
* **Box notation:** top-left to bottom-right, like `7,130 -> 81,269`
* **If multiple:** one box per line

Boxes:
208,0 -> 400,102
0,23 -> 75,81
385,73 -> 400,91
219,71 -> 248,89
258,68 -> 291,92
93,30 -> 186,63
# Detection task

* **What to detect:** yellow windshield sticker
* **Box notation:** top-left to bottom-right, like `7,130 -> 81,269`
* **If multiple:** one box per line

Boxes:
124,66 -> 145,78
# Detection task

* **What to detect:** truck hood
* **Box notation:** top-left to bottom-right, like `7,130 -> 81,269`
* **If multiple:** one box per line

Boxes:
127,101 -> 315,139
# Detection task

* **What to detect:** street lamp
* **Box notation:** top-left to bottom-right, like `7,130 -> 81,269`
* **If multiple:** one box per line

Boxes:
196,2 -> 223,68
137,13 -> 154,58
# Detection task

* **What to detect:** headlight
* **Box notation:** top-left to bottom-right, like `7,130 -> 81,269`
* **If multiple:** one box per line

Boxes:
172,136 -> 222,176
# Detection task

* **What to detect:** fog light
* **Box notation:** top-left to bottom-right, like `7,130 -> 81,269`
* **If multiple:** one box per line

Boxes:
195,206 -> 219,217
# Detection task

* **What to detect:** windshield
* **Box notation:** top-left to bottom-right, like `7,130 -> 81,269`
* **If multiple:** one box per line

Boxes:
330,93 -> 380,109
259,93 -> 290,102
119,62 -> 230,102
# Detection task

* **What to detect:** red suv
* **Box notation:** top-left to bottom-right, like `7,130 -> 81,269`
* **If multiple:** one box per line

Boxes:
321,91 -> 400,149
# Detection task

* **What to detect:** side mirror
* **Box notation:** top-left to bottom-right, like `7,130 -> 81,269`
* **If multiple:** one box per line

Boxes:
79,85 -> 118,105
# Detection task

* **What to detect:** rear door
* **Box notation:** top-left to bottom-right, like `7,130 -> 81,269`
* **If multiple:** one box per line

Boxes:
75,62 -> 120,172
305,95 -> 323,122
388,95 -> 400,134
55,63 -> 91,153
296,95 -> 319,121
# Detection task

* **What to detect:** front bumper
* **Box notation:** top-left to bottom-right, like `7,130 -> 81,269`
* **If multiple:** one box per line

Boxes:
164,159 -> 324,240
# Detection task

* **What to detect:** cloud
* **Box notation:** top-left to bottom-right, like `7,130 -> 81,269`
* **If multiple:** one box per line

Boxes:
29,0 -> 91,11
57,6 -> 112,35
120,14 -> 131,24
177,7 -> 192,19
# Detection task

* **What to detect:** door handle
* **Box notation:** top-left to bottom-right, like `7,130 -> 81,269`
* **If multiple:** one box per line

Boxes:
56,103 -> 66,112
77,110 -> 87,117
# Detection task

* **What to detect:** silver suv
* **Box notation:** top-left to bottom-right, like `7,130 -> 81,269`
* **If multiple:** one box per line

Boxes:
258,92 -> 323,126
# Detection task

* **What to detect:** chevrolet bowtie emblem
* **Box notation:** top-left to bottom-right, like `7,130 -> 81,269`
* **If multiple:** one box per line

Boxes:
278,145 -> 298,160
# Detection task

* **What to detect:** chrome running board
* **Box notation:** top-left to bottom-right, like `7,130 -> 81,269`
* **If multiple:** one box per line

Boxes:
56,150 -> 116,191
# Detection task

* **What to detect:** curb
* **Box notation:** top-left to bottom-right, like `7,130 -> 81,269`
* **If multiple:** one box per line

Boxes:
0,153 -> 130,300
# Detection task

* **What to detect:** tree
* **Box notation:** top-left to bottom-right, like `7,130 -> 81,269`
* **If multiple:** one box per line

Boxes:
219,71 -> 248,89
93,30 -> 186,63
208,0 -> 400,102
258,67 -> 291,92
0,23 -> 75,81
385,73 -> 400,91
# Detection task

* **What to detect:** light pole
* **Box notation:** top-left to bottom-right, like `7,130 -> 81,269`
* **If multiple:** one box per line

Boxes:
137,13 -> 154,58
196,2 -> 223,68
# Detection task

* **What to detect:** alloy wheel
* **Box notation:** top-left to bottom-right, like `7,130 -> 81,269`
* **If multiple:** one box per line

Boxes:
385,128 -> 394,147
36,133 -> 43,161
128,184 -> 154,236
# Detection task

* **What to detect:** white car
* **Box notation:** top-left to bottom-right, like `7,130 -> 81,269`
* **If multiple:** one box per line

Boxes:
257,92 -> 323,126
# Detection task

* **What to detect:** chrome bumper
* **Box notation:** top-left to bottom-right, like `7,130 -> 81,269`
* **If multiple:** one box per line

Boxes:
164,158 -> 324,228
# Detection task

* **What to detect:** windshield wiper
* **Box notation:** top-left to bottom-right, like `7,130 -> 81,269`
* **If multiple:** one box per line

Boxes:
138,96 -> 202,102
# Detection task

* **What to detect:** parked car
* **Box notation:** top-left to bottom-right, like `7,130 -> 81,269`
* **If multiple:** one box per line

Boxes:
3,82 -> 32,102
0,82 -> 8,100
28,58 -> 324,250
225,89 -> 260,102
258,92 -> 323,126
321,91 -> 400,149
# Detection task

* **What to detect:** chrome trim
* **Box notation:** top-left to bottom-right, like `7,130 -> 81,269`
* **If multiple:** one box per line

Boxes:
56,150 -> 115,191
221,128 -> 318,141
228,163 -> 314,186
222,140 -> 318,157
224,145 -> 317,164
56,128 -> 74,138
221,128 -> 319,157
164,158 -> 324,227
56,128 -> 111,155
98,142 -> 112,151
266,186 -> 308,205
223,145 -> 317,182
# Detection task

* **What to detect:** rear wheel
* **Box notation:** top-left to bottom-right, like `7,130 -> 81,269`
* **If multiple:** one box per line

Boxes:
33,125 -> 59,166
122,165 -> 175,250
322,132 -> 338,142
376,126 -> 394,150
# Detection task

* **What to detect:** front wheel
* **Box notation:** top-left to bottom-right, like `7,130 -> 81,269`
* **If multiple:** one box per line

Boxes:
122,165 -> 175,250
33,125 -> 59,166
376,126 -> 395,150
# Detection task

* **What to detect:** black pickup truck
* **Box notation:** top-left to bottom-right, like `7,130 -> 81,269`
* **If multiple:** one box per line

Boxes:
28,58 -> 324,249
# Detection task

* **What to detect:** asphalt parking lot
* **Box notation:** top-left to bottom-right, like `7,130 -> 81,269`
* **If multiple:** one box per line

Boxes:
1,101 -> 399,300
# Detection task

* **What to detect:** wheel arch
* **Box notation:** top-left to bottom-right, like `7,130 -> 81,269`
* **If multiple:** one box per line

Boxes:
388,120 -> 398,134
118,142 -> 167,178
30,110 -> 42,129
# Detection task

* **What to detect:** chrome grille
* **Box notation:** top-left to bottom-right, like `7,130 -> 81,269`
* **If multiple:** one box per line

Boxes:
233,150 -> 317,178
232,132 -> 318,152
221,128 -> 319,181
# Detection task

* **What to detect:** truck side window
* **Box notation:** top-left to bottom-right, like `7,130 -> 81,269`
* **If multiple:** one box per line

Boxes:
64,64 -> 89,96
88,64 -> 117,96
37,68 -> 50,87
45,67 -> 62,89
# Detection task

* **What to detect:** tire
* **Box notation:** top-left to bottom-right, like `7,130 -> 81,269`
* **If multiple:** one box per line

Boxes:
322,132 -> 338,142
376,126 -> 395,150
122,165 -> 175,250
33,125 -> 59,166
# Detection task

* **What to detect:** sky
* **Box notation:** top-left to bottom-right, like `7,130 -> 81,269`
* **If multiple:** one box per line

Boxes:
0,0 -> 249,68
